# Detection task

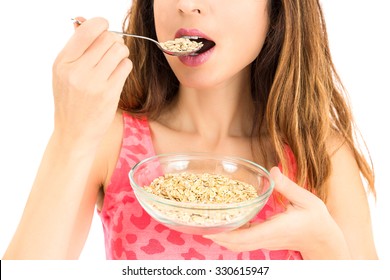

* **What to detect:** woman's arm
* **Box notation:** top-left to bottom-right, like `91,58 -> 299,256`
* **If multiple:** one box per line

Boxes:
324,142 -> 378,259
3,17 -> 132,259
3,133 -> 102,259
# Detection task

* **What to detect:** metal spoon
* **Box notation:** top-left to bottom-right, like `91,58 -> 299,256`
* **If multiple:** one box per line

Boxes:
71,19 -> 203,56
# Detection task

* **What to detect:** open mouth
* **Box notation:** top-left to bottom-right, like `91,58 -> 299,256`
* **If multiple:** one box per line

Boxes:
182,36 -> 216,55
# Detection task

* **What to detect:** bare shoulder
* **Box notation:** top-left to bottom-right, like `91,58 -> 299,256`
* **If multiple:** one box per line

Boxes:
324,134 -> 369,209
324,134 -> 377,258
325,134 -> 368,198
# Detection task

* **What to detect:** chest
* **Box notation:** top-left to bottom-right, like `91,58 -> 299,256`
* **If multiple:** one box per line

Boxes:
148,121 -> 255,161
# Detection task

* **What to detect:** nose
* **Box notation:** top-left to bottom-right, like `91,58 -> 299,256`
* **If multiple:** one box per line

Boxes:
177,0 -> 206,15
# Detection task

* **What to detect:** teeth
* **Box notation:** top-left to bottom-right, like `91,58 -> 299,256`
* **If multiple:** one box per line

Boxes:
181,36 -> 201,40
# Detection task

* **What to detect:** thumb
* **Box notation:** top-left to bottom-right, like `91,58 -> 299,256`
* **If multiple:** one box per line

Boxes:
270,166 -> 313,208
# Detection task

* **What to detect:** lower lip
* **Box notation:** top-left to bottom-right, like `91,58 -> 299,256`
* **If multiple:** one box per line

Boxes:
178,47 -> 215,67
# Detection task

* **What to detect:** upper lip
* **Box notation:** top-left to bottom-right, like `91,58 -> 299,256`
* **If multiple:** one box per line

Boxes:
175,28 -> 214,42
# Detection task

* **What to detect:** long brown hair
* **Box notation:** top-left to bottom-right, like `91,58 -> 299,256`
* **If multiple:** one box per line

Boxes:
119,0 -> 375,200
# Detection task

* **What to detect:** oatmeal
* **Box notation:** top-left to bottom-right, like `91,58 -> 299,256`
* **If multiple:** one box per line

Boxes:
143,172 -> 259,227
159,38 -> 203,54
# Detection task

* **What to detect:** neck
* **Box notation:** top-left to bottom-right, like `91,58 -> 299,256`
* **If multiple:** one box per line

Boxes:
161,71 -> 254,142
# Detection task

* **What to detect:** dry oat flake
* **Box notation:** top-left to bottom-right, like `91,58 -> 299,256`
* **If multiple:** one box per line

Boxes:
144,172 -> 258,204
159,38 -> 203,53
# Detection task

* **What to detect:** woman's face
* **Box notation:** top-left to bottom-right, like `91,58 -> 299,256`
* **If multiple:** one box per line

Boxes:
153,0 -> 270,89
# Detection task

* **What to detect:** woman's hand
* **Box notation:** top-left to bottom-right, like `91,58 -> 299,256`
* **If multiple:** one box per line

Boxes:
52,17 -> 132,147
204,167 -> 351,259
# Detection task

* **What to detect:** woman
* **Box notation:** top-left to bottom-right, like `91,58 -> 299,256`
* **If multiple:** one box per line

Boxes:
3,0 -> 377,259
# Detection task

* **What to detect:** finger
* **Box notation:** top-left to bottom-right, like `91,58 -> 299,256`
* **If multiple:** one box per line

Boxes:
204,220 -> 288,251
270,167 -> 315,208
73,16 -> 85,29
107,58 -> 133,92
59,17 -> 109,62
204,227 -> 257,251
204,223 -> 258,242
94,41 -> 130,80
79,31 -> 124,68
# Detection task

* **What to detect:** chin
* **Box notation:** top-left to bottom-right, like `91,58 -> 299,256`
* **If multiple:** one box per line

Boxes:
177,75 -> 222,90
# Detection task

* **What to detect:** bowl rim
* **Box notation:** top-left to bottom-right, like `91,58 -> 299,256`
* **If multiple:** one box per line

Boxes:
129,152 -> 275,210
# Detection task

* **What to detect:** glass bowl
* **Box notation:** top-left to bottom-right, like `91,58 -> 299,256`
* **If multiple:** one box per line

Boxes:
129,153 -> 274,235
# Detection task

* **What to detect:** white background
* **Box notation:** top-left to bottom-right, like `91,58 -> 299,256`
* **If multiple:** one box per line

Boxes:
0,0 -> 389,261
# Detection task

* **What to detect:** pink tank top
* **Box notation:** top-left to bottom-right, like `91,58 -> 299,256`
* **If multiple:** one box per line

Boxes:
98,112 -> 303,260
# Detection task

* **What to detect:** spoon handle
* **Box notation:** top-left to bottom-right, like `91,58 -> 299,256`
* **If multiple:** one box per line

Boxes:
71,19 -> 161,45
110,31 -> 160,45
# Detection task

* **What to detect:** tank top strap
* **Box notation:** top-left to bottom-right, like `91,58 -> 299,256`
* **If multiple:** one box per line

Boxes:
100,112 -> 156,212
